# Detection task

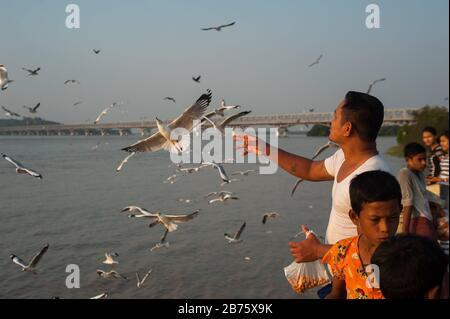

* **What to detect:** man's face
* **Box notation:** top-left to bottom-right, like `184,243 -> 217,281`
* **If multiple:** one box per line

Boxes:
406,152 -> 427,172
329,101 -> 347,143
422,131 -> 436,147
350,199 -> 401,246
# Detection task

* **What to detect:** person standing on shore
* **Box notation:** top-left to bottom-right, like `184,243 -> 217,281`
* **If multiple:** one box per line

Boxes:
422,127 -> 445,196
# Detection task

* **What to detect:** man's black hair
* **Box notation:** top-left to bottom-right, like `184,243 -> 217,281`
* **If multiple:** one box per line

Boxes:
349,170 -> 402,216
404,142 -> 426,158
341,91 -> 384,143
422,126 -> 437,136
439,130 -> 449,140
371,234 -> 448,299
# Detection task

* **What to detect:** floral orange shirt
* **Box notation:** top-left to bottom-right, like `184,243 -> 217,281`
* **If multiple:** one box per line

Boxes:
322,236 -> 384,299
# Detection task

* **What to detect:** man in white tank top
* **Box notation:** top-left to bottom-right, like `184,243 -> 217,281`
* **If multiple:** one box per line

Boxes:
235,91 -> 390,262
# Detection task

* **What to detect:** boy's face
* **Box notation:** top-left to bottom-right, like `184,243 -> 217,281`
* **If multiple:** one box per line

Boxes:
350,199 -> 401,246
406,152 -> 427,172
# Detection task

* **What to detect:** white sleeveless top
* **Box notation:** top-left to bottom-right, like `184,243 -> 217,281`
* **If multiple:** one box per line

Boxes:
324,149 -> 391,244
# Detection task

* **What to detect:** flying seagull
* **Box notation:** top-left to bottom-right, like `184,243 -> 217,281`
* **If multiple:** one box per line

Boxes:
208,192 -> 239,204
215,99 -> 241,116
0,64 -> 9,91
2,153 -> 42,179
22,67 -> 40,76
164,174 -> 178,184
23,103 -> 40,114
116,152 -> 136,172
202,110 -> 251,134
102,252 -> 119,265
205,190 -> 234,198
177,164 -> 209,175
94,102 -> 121,124
262,212 -> 280,224
224,222 -> 246,244
232,170 -> 255,176
290,141 -> 338,196
122,90 -> 212,153
96,269 -> 128,280
93,49 -> 101,54
150,242 -> 170,252
203,162 -> 239,186
163,97 -> 176,103
64,79 -> 80,85
308,54 -> 323,67
73,101 -> 83,107
90,292 -> 109,299
10,243 -> 49,272
201,22 -> 236,31
2,106 -> 21,117
192,75 -> 201,83
136,269 -> 152,288
366,78 -> 386,94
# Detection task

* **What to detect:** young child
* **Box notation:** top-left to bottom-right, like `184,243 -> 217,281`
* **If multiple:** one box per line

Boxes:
322,170 -> 402,299
371,233 -> 448,299
438,131 -> 449,210
397,143 -> 442,240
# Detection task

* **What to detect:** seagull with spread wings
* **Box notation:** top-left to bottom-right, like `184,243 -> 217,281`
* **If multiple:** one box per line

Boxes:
262,212 -> 280,224
22,67 -> 40,76
10,243 -> 49,273
366,78 -> 386,94
2,153 -> 42,179
122,90 -> 212,153
116,152 -> 136,172
136,269 -> 152,288
224,222 -> 246,244
192,75 -> 201,83
94,102 -> 121,124
23,103 -> 40,114
208,192 -> 239,204
2,106 -> 21,117
163,97 -> 176,103
64,79 -> 80,85
96,269 -> 128,280
93,49 -> 101,54
102,252 -> 119,265
0,64 -> 10,91
203,162 -> 239,186
201,22 -> 236,31
308,54 -> 323,67
202,110 -> 251,133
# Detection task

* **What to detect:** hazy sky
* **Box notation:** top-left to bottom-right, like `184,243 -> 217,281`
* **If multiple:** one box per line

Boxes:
0,0 -> 448,124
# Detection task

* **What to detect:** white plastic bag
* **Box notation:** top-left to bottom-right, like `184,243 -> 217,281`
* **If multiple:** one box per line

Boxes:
284,230 -> 330,294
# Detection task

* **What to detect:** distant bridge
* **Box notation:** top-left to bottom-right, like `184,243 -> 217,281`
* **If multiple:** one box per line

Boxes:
0,108 -> 418,136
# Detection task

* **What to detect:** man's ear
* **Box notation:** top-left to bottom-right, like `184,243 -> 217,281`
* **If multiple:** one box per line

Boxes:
343,121 -> 352,137
424,285 -> 441,299
349,209 -> 359,226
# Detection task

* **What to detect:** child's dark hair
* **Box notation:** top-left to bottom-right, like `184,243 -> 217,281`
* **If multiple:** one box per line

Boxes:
439,130 -> 449,140
404,142 -> 426,158
349,170 -> 402,216
371,234 -> 448,299
422,126 -> 437,136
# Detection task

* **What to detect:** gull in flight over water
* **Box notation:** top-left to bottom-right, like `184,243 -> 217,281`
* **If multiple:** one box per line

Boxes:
232,170 -> 255,176
262,212 -> 280,224
201,110 -> 251,134
215,99 -> 241,116
290,141 -> 338,196
150,242 -> 170,252
23,102 -> 40,114
208,192 -> 239,204
2,153 -> 42,179
64,79 -> 80,85
163,174 -> 178,184
308,54 -> 323,67
22,67 -> 41,76
205,190 -> 234,198
102,252 -> 119,265
224,222 -> 246,244
116,152 -> 136,172
366,78 -> 386,94
0,64 -> 10,91
93,49 -> 101,54
10,243 -> 49,273
136,269 -> 152,288
163,97 -> 176,103
96,269 -> 128,280
94,102 -> 121,124
122,90 -> 212,153
177,164 -> 209,175
2,106 -> 21,117
73,101 -> 83,107
203,162 -> 240,186
201,22 -> 236,31
90,292 -> 109,299
192,75 -> 201,83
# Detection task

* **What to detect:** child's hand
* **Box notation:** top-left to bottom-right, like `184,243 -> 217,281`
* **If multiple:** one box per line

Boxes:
288,225 -> 323,263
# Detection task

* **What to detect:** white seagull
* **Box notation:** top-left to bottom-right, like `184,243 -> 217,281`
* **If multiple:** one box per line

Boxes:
94,102 -> 121,124
290,141 -> 338,196
224,222 -> 246,244
205,190 -> 234,198
102,252 -> 119,265
208,192 -> 239,204
136,269 -> 152,288
2,106 -> 21,117
22,67 -> 40,76
262,212 -> 280,224
90,292 -> 109,299
232,169 -> 255,176
177,164 -> 209,175
308,54 -> 323,67
215,99 -> 241,116
203,162 -> 239,186
150,242 -> 170,252
10,243 -> 49,272
366,78 -> 386,94
0,64 -> 9,91
201,22 -> 236,31
23,102 -> 40,114
122,90 -> 212,153
116,152 -> 136,172
163,174 -> 178,184
202,110 -> 251,134
2,153 -> 42,179
96,269 -> 128,280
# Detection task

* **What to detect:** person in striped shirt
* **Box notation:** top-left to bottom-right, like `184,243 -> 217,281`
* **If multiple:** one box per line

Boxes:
422,127 -> 445,196
438,131 -> 449,210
